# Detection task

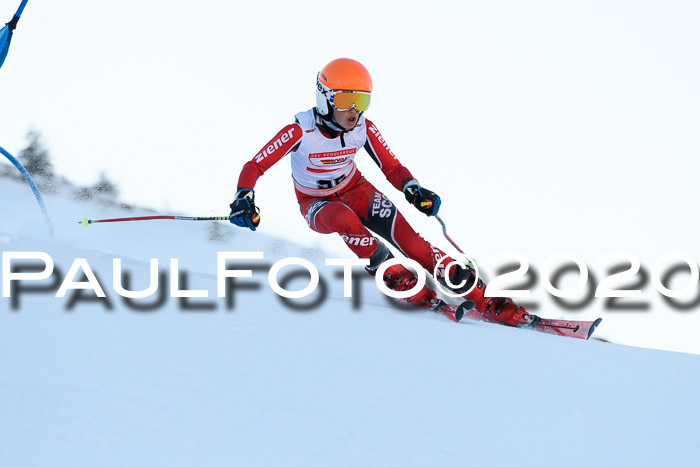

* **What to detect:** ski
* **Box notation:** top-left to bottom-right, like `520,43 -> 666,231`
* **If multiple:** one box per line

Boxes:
530,316 -> 603,340
428,300 -> 480,323
431,300 -> 466,322
427,300 -> 602,340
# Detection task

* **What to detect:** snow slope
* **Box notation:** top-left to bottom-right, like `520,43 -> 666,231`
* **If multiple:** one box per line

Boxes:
1,175 -> 700,467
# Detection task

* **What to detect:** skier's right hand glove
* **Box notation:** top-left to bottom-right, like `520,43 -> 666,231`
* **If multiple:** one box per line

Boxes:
402,179 -> 441,216
229,189 -> 261,231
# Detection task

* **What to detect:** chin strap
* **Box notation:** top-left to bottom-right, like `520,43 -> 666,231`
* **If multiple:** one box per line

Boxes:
314,110 -> 342,131
314,107 -> 362,133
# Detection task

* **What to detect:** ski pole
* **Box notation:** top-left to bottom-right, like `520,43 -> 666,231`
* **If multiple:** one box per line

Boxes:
435,214 -> 478,270
434,215 -> 466,255
80,215 -> 229,226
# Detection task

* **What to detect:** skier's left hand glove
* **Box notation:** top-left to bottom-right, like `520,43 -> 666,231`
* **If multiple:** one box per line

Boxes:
403,179 -> 441,216
229,189 -> 261,231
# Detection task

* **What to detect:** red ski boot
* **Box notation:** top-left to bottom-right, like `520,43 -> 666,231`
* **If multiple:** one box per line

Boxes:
365,243 -> 440,309
440,262 -> 537,327
383,264 -> 440,310
483,297 -> 537,327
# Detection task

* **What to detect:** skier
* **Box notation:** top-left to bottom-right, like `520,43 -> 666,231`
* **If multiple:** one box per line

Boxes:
229,58 -> 534,327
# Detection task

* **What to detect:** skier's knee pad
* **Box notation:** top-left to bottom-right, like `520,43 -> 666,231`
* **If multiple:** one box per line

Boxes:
365,242 -> 392,276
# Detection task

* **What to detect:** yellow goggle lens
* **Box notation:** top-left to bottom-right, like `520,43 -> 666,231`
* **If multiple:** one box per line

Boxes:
332,91 -> 371,112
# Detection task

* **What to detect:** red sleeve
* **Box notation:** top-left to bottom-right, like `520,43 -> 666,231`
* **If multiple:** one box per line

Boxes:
237,123 -> 303,190
363,118 -> 414,191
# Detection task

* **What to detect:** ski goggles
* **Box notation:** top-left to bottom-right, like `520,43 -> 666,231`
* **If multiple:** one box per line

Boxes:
329,90 -> 371,112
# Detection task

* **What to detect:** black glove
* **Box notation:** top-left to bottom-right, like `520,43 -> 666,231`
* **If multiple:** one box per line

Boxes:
402,179 -> 441,216
229,189 -> 261,231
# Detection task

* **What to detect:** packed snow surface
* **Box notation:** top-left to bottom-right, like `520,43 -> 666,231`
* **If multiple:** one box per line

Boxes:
1,175 -> 699,467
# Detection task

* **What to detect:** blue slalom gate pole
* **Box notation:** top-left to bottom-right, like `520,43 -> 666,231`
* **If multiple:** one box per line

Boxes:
0,144 -> 55,237
0,0 -> 30,69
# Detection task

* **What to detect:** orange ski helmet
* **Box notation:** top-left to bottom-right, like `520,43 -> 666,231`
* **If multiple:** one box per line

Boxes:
316,58 -> 373,116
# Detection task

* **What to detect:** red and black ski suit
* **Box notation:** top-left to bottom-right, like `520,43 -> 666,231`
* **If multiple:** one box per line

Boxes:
237,108 -> 451,280
236,108 -> 525,325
